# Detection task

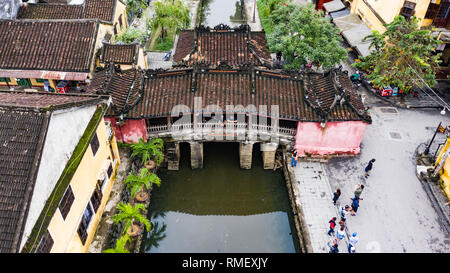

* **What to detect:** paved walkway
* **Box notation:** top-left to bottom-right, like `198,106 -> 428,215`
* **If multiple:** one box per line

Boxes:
292,161 -> 348,253
244,0 -> 262,31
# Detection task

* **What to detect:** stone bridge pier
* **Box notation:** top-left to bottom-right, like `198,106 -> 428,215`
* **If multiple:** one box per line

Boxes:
261,142 -> 279,169
239,141 -> 254,169
189,141 -> 204,169
167,141 -> 283,171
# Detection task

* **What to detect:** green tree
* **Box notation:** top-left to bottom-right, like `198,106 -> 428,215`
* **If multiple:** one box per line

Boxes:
102,235 -> 132,253
112,202 -> 151,235
130,138 -> 164,166
114,28 -> 147,44
353,15 -> 442,93
148,0 -> 191,39
266,2 -> 347,69
126,0 -> 147,16
124,167 -> 161,199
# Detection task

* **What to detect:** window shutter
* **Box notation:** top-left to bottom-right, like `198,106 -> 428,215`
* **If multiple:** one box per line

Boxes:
90,132 -> 100,156
58,185 -> 75,220
36,231 -> 54,253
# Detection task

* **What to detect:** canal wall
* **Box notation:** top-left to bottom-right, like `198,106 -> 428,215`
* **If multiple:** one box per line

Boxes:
282,151 -> 312,253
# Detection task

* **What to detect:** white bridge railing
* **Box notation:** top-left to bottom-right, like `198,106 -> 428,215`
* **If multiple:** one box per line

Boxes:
147,122 -> 296,137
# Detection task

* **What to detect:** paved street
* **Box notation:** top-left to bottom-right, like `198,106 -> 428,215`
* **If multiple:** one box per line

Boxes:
293,161 -> 349,253
324,87 -> 450,253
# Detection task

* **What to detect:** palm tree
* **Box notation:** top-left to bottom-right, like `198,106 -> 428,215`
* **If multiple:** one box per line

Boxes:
124,167 -> 161,200
103,234 -> 132,253
130,138 -> 164,167
112,202 -> 151,236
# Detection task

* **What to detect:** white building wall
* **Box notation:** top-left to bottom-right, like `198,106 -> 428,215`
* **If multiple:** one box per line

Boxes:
19,105 -> 97,251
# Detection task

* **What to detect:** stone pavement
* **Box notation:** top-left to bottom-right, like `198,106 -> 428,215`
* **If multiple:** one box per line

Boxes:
292,160 -> 349,253
244,0 -> 262,31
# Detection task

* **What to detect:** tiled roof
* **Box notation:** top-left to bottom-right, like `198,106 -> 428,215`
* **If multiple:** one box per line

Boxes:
101,42 -> 139,65
83,0 -> 116,23
0,20 -> 98,72
87,66 -> 143,116
124,67 -> 370,123
303,70 -> 369,122
0,108 -> 48,253
17,0 -> 118,23
0,91 -> 105,253
0,91 -> 104,109
173,25 -> 272,68
17,4 -> 84,19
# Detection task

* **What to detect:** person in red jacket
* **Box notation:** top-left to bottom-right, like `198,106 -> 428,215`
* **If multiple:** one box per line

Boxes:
327,217 -> 337,236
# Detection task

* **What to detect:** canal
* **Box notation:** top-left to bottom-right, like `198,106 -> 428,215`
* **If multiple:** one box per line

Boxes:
140,142 -> 300,253
199,0 -> 247,27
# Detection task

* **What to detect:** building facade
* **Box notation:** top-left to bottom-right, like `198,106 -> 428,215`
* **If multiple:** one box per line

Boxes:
0,91 -> 120,253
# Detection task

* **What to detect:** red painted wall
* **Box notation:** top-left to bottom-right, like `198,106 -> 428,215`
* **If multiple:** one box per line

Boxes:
105,117 -> 147,143
294,121 -> 367,156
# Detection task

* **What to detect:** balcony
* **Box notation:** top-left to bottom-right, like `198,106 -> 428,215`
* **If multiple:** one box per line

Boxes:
146,122 -> 297,141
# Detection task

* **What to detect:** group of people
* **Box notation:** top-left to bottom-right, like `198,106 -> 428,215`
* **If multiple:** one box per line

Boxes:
327,158 -> 376,253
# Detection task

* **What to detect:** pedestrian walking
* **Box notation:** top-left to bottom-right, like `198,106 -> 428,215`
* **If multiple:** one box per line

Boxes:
354,184 -> 365,199
336,226 -> 346,244
332,188 -> 341,205
361,94 -> 366,105
328,238 -> 339,253
340,205 -> 350,222
291,150 -> 298,167
348,232 -> 359,253
328,217 -> 337,236
351,197 -> 361,214
364,158 -> 376,178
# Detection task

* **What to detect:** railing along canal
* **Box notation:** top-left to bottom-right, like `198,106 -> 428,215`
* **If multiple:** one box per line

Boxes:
147,123 -> 296,137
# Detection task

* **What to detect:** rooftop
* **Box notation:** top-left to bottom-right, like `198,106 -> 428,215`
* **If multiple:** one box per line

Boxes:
0,91 -> 105,252
87,66 -> 143,116
17,0 -> 120,24
0,19 -> 98,73
88,65 -> 370,123
173,24 -> 272,68
101,42 -> 140,65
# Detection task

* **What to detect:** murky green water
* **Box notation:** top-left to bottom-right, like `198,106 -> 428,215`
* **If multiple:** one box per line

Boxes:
140,142 -> 300,253
200,0 -> 247,27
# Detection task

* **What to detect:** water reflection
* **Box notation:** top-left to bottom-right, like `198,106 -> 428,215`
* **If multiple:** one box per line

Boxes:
200,0 -> 246,27
140,142 -> 300,253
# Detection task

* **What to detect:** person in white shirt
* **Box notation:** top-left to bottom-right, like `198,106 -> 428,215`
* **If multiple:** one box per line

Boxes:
336,226 -> 346,244
348,232 -> 359,253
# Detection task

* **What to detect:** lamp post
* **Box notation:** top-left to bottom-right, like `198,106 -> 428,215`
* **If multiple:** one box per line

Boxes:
424,121 -> 442,155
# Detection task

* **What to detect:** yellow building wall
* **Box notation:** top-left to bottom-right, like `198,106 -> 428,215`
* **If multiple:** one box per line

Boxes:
114,0 -> 128,32
46,118 -> 121,253
137,47 -> 148,69
441,157 -> 450,199
351,0 -> 432,33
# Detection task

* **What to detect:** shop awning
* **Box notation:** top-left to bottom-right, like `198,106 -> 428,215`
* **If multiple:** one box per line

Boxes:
0,70 -> 89,81
333,14 -> 375,58
323,0 -> 346,13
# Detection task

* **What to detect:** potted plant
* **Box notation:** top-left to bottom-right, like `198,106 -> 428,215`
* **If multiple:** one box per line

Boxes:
124,167 -> 161,203
102,234 -> 132,253
130,138 -> 164,169
112,202 -> 151,237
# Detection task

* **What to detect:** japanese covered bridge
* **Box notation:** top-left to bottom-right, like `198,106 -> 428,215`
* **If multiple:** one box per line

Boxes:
86,24 -> 371,170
